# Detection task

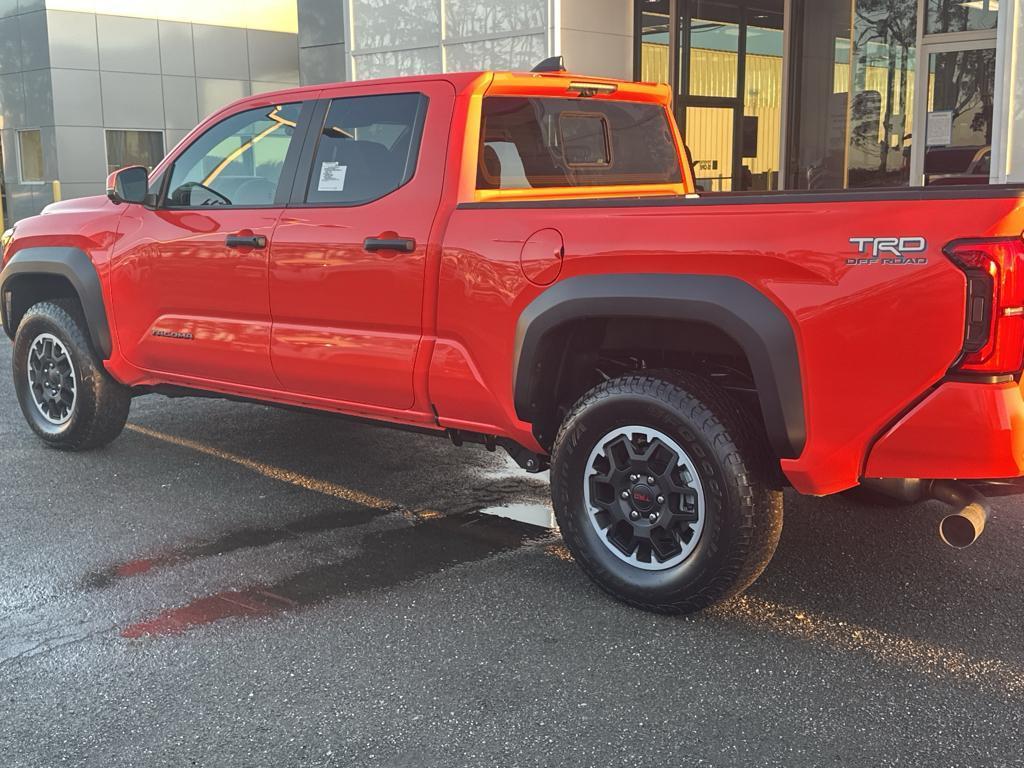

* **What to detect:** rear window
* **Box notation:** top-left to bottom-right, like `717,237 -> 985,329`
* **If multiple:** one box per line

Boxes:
477,97 -> 681,190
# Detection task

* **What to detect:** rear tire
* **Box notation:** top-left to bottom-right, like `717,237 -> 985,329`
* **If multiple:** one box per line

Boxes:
12,300 -> 130,450
550,371 -> 782,614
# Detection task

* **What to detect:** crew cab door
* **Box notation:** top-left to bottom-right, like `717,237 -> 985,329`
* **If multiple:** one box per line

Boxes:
109,98 -> 313,389
268,81 -> 453,410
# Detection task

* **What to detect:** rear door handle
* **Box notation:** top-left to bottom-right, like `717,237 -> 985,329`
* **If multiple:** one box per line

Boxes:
226,234 -> 267,249
363,236 -> 416,253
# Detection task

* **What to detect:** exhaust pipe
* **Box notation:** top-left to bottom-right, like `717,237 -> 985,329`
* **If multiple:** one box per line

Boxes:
858,478 -> 992,548
930,481 -> 990,548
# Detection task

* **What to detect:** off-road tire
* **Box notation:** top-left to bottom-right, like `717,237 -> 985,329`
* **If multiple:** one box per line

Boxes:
550,370 -> 783,614
12,300 -> 130,450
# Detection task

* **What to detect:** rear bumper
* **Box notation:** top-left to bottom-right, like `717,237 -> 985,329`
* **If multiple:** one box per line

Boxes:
864,380 -> 1024,480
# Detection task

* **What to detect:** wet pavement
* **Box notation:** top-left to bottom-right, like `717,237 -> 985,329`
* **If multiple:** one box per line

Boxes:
0,341 -> 1023,767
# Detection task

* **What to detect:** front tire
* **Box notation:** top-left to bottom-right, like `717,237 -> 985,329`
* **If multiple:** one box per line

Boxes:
12,300 -> 130,450
550,371 -> 782,614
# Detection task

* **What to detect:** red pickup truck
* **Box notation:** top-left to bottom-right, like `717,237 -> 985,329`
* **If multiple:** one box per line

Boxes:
3,67 -> 1024,613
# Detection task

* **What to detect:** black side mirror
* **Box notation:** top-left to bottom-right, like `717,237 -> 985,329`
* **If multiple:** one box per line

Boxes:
106,165 -> 149,205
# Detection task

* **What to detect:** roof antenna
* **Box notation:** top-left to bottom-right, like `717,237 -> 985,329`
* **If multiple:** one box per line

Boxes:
532,56 -> 566,73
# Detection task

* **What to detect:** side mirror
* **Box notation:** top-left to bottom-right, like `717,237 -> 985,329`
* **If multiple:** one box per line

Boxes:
106,166 -> 149,205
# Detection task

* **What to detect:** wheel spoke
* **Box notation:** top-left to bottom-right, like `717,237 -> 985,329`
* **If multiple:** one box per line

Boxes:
604,521 -> 639,558
603,435 -> 635,472
650,527 -> 683,562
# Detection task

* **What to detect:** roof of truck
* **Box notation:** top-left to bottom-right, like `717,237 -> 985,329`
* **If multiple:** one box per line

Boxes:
228,70 -> 673,112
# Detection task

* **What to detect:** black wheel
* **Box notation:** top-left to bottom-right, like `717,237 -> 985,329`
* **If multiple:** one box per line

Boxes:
550,371 -> 783,614
12,300 -> 130,450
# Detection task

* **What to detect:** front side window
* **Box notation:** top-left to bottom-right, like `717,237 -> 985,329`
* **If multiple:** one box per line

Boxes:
304,92 -> 428,206
166,103 -> 302,208
18,130 -> 43,183
106,130 -> 165,175
477,97 -> 682,190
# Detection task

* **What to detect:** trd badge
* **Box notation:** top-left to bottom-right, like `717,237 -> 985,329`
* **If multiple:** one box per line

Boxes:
847,236 -> 928,265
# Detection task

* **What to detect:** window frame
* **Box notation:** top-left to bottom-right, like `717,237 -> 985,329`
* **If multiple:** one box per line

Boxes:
558,111 -> 613,169
285,91 -> 430,209
156,99 -> 316,211
16,129 -> 45,185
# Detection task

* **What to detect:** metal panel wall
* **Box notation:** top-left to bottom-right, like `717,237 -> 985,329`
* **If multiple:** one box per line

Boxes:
0,5 -> 300,223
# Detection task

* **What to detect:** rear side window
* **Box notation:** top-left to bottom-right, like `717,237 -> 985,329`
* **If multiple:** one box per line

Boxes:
304,93 -> 428,206
477,97 -> 681,190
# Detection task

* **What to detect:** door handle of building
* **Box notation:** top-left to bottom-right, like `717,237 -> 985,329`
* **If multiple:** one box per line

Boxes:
363,236 -> 416,253
226,233 -> 267,249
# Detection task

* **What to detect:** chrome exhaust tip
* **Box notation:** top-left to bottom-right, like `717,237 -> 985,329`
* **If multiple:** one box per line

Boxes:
938,499 -> 989,548
858,478 -> 992,548
928,480 -> 991,549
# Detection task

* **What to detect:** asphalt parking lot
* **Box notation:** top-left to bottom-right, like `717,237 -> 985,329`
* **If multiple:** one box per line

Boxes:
1,341 -> 1023,767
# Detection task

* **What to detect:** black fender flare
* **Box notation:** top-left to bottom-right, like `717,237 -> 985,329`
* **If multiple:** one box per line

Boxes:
513,274 -> 806,459
0,246 -> 113,359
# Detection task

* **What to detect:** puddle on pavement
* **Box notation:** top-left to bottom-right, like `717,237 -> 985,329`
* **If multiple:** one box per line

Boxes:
479,503 -> 555,529
83,506 -> 383,590
121,512 -> 550,638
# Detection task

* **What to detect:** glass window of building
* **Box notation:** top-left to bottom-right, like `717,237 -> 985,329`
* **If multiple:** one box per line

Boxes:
845,0 -> 918,188
636,0 -> 1005,193
668,0 -> 784,192
18,130 -> 44,183
926,0 -> 999,34
105,131 -> 166,176
923,48 -> 997,185
638,0 -> 671,84
788,0 -> 917,190
741,7 -> 784,191
686,1 -> 741,99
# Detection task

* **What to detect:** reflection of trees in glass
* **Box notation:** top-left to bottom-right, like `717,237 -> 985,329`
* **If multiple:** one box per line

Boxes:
929,0 -> 970,32
933,50 -> 995,144
445,0 -> 546,39
927,0 -> 996,34
848,0 -> 917,187
353,0 -> 440,50
353,0 -> 547,50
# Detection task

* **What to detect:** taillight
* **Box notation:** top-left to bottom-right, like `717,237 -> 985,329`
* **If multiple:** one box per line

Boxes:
946,236 -> 1024,374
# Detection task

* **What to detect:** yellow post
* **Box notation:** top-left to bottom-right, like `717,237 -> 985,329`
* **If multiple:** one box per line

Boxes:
51,179 -> 61,203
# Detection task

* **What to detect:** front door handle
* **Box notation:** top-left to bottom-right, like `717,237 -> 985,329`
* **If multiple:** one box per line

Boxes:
363,236 -> 416,253
226,233 -> 267,249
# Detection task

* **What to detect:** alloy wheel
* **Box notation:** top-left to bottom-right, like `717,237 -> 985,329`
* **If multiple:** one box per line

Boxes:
583,426 -> 705,570
27,333 -> 77,425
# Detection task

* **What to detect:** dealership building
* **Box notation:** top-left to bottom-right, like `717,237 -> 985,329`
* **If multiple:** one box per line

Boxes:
2,0 -> 1023,221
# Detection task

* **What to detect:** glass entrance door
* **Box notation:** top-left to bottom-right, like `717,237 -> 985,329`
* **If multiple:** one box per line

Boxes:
676,0 -> 784,192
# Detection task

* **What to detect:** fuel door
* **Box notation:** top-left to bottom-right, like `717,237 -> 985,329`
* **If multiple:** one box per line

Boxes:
520,228 -> 564,287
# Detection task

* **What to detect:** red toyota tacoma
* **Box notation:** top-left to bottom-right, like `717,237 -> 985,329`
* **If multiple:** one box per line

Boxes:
3,66 -> 1024,613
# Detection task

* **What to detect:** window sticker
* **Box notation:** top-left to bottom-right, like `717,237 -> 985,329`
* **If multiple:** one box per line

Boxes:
926,111 -> 953,146
318,162 -> 348,191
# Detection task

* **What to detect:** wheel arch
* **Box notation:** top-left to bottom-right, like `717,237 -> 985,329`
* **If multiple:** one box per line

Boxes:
513,274 -> 806,460
0,246 -> 112,359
